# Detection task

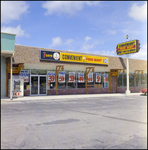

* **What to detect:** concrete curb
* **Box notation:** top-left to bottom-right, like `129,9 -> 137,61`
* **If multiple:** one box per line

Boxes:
1,93 -> 143,103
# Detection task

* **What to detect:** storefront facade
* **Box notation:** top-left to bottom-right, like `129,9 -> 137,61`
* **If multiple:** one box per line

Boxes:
4,44 -> 146,97
1,32 -> 16,98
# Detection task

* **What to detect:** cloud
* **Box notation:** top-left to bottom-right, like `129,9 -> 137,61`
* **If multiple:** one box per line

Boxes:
128,2 -> 147,22
42,1 -> 100,16
1,25 -> 30,37
130,43 -> 147,60
103,29 -> 117,35
81,36 -> 99,53
49,37 -> 62,47
65,39 -> 74,45
85,36 -> 92,42
93,50 -> 116,56
1,1 -> 29,24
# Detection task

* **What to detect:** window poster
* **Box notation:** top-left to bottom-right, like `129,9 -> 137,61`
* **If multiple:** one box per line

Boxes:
48,71 -> 55,82
58,71 -> 65,83
96,73 -> 101,83
20,70 -> 29,82
78,73 -> 84,83
104,73 -> 108,88
88,73 -> 93,82
69,72 -> 75,82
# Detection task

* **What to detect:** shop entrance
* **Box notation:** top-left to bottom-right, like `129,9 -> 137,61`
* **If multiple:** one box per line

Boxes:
31,75 -> 46,95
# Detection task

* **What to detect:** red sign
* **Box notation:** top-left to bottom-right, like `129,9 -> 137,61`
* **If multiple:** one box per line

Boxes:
48,75 -> 55,82
78,73 -> 84,82
69,72 -> 75,82
48,71 -> 55,82
58,72 -> 65,83
96,73 -> 101,83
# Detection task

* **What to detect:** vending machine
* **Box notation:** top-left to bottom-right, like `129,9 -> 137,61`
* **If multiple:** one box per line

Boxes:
8,76 -> 24,97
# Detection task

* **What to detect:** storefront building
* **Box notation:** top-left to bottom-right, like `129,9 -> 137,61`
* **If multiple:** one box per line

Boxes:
1,32 -> 16,99
4,43 -> 147,97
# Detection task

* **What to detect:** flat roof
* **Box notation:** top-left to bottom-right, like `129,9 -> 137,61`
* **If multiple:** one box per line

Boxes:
1,32 -> 16,36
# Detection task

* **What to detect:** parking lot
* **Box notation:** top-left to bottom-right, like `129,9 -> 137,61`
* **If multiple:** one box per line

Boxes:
1,94 -> 147,149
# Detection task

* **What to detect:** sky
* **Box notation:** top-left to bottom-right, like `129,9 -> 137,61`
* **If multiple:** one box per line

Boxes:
1,1 -> 147,60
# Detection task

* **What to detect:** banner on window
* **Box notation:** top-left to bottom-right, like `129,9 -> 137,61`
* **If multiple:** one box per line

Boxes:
96,73 -> 101,83
88,73 -> 93,82
78,73 -> 84,83
104,73 -> 108,82
104,73 -> 108,87
20,70 -> 29,82
48,71 -> 55,82
69,72 -> 75,82
58,71 -> 65,83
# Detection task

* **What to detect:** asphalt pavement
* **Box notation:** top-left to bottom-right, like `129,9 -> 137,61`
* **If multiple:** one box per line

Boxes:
1,93 -> 143,103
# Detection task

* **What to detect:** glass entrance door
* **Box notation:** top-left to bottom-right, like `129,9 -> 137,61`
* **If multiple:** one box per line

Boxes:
39,76 -> 46,94
31,75 -> 47,95
31,76 -> 38,95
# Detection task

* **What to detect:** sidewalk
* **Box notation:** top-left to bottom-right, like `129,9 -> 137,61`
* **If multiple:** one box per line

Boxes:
1,93 -> 143,103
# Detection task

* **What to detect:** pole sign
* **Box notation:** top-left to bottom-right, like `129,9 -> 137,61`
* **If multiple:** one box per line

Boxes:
96,73 -> 101,83
48,71 -> 55,82
78,73 -> 84,82
116,40 -> 140,55
88,73 -> 93,82
20,70 -> 29,82
69,72 -> 75,82
58,71 -> 65,83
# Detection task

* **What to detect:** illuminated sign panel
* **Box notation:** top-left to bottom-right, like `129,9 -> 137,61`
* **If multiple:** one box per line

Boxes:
60,52 -> 108,65
116,40 -> 140,55
40,50 -> 108,65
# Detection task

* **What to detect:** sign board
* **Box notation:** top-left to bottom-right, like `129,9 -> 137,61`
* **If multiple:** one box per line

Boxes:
69,72 -> 75,82
58,71 -> 65,83
116,40 -> 140,55
20,70 -> 29,82
104,73 -> 108,88
40,50 -> 108,65
96,73 -> 101,83
8,67 -> 19,73
40,51 -> 60,61
88,73 -> 93,82
78,73 -> 84,82
48,71 -> 55,82
110,69 -> 117,76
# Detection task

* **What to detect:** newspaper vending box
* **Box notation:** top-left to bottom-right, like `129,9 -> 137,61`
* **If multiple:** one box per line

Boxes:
8,76 -> 24,97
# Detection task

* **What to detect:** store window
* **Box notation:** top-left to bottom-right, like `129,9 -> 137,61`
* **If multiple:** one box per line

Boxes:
141,73 -> 147,87
118,74 -> 122,87
77,72 -> 85,88
129,73 -> 134,87
123,73 -> 127,87
31,69 -> 46,75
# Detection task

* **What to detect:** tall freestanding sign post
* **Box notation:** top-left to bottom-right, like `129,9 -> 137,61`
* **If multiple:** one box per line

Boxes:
126,35 -> 130,95
116,35 -> 140,95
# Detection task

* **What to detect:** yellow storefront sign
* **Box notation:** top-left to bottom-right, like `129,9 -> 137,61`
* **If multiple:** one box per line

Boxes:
8,67 -> 19,73
60,52 -> 108,65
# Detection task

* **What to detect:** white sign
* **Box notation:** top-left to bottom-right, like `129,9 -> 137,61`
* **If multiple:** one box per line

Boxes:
58,71 -> 65,83
88,73 -> 93,82
48,71 -> 55,82
78,73 -> 84,83
104,73 -> 108,82
104,73 -> 108,88
69,72 -> 75,82
20,70 -> 29,82
96,73 -> 101,83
